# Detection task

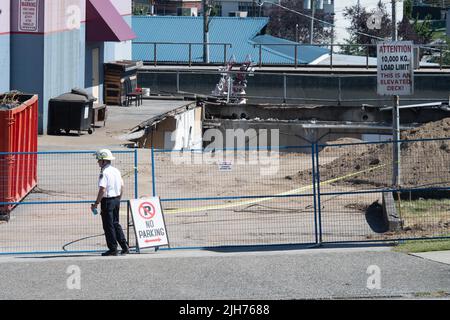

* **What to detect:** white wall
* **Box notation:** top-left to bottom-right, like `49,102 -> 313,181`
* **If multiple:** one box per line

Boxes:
170,108 -> 203,150
44,0 -> 85,33
0,0 -> 10,92
218,0 -> 279,16
110,0 -> 132,15
304,0 -> 331,10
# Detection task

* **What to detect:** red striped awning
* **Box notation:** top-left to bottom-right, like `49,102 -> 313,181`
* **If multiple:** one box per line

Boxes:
86,0 -> 136,42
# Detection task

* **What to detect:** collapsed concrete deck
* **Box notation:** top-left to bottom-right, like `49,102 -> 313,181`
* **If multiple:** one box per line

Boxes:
203,102 -> 450,146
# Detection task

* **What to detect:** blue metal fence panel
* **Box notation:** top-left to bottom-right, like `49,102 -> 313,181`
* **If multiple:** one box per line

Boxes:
0,150 -> 136,254
153,146 -> 317,248
316,138 -> 450,244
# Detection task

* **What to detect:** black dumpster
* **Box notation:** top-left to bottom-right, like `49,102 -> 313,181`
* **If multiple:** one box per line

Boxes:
48,88 -> 97,135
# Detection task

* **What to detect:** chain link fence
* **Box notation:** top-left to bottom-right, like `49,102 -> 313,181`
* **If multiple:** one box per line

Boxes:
316,138 -> 450,243
153,146 -> 317,247
0,139 -> 449,254
0,150 -> 137,254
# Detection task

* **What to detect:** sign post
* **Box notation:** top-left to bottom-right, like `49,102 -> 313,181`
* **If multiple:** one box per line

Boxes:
392,94 -> 400,187
129,197 -> 169,251
377,41 -> 414,187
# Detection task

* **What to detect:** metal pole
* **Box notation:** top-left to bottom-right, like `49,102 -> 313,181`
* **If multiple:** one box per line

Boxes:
203,0 -> 210,63
366,45 -> 369,69
188,43 -> 192,67
330,48 -> 333,69
126,202 -> 130,246
294,45 -> 298,69
330,13 -> 335,69
315,142 -> 323,244
259,44 -> 262,68
134,149 -> 138,199
283,74 -> 287,103
337,76 -> 342,106
153,43 -> 157,67
311,143 -> 319,245
224,44 -> 227,65
392,0 -> 397,41
151,145 -> 156,197
392,94 -> 401,187
227,75 -> 231,103
417,46 -> 421,70
310,0 -> 315,44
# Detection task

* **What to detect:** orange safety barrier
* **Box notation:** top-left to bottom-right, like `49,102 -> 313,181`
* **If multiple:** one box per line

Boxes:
0,94 -> 38,220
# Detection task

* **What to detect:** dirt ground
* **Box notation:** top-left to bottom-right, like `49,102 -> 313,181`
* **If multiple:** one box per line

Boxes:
296,118 -> 450,189
295,118 -> 450,239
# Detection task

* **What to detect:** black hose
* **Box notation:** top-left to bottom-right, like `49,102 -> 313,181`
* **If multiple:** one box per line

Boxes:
62,234 -> 105,252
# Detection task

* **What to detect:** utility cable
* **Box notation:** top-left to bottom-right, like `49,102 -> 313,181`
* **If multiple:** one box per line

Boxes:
258,1 -> 446,53
62,234 -> 105,252
258,0 -> 387,41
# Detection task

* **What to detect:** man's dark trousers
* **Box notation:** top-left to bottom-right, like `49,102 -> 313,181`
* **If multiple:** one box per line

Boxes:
101,197 -> 127,252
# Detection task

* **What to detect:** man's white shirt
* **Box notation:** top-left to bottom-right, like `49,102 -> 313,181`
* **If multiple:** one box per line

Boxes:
98,165 -> 123,197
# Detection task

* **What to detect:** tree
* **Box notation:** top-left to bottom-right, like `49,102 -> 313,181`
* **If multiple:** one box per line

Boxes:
342,1 -> 392,56
266,0 -> 333,44
437,36 -> 450,65
343,0 -> 433,57
404,0 -> 413,19
398,14 -> 433,44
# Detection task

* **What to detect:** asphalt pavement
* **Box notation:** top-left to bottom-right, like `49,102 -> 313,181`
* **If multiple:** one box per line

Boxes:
0,245 -> 449,300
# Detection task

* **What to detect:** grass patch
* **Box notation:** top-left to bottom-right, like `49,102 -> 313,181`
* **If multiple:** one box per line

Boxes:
396,198 -> 450,229
392,198 -> 450,253
393,237 -> 450,253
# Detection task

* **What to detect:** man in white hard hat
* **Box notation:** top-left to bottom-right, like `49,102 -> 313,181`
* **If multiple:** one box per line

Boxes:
91,149 -> 129,256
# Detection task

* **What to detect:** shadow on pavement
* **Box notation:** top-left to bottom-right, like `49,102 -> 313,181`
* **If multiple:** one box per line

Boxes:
203,242 -> 394,254
14,254 -> 100,260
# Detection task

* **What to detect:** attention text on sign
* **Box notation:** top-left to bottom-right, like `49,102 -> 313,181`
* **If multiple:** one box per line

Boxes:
377,41 -> 414,96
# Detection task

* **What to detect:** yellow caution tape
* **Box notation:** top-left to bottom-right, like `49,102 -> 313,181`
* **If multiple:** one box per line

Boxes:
164,163 -> 387,215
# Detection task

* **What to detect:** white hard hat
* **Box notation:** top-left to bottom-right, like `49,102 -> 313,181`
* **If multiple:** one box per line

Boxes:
95,149 -> 115,161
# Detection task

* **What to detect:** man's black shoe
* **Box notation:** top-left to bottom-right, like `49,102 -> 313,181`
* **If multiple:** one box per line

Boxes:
121,247 -> 130,255
102,250 -> 118,256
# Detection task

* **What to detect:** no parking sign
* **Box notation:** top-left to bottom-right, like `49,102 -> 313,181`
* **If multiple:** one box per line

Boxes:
129,198 -> 169,250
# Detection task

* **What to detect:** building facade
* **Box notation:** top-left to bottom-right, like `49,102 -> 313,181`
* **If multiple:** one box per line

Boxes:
2,0 -> 135,134
0,1 -> 10,93
152,0 -> 202,16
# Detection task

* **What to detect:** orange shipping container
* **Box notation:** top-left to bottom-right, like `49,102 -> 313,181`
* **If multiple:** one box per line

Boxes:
0,94 -> 38,221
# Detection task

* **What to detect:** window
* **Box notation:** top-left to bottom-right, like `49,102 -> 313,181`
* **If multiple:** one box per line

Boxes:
213,3 -> 222,16
238,1 -> 259,17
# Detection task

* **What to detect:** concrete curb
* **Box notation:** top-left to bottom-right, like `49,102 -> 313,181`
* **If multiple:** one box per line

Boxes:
382,192 -> 403,231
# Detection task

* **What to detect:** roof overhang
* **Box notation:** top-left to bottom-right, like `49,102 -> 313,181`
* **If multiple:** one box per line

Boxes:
86,0 -> 136,42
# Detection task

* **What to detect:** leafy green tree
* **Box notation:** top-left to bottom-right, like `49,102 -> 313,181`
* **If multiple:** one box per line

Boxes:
438,37 -> 450,65
404,0 -> 413,19
343,0 -> 433,57
341,1 -> 392,56
398,14 -> 433,44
